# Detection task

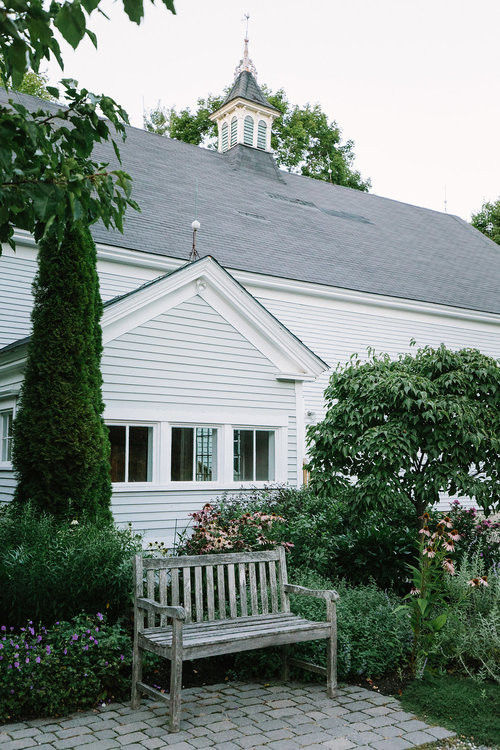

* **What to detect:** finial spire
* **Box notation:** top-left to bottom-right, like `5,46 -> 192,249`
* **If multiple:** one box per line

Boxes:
234,13 -> 258,79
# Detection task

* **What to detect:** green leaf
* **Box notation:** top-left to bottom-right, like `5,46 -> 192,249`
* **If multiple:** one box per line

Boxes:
54,3 -> 87,49
122,0 -> 144,24
430,613 -> 448,631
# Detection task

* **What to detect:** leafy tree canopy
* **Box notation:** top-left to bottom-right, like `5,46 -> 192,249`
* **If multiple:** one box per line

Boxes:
0,59 -> 56,100
307,345 -> 500,518
471,197 -> 500,245
0,0 -> 176,252
144,87 -> 370,191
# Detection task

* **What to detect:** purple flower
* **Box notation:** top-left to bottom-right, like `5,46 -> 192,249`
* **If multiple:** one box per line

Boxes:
97,612 -> 104,621
10,689 -> 14,694
55,621 -> 60,625
0,626 -> 6,632
25,657 -> 29,663
120,654 -> 124,661
14,661 -> 19,668
63,648 -> 67,655
36,656 -> 41,663
0,644 -> 3,650
72,634 -> 78,641
83,645 -> 88,651
46,645 -> 51,655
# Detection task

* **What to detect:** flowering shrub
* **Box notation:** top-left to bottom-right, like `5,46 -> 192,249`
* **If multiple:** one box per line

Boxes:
0,613 -> 131,722
443,500 -> 500,570
400,513 -> 491,675
175,503 -> 293,555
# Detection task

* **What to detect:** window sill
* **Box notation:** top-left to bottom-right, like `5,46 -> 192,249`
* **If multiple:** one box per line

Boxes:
0,462 -> 13,471
111,481 -> 280,492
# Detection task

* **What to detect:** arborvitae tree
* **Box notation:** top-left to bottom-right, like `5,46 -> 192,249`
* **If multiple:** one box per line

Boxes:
12,223 -> 112,521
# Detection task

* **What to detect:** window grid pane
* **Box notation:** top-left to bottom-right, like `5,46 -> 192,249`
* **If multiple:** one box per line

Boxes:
196,428 -> 216,481
128,426 -> 153,482
171,427 -> 194,481
108,425 -> 126,483
233,429 -> 254,481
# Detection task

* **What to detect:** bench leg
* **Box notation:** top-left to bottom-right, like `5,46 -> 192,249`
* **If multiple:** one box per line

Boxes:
131,639 -> 142,710
282,644 -> 290,682
169,619 -> 183,732
326,599 -> 337,698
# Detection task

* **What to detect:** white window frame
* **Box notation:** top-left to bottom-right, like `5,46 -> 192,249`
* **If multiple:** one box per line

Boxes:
231,426 -> 277,485
169,423 -> 221,486
106,420 -> 158,486
0,399 -> 16,470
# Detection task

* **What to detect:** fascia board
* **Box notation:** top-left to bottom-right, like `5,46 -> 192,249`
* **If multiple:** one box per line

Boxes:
209,98 -> 279,120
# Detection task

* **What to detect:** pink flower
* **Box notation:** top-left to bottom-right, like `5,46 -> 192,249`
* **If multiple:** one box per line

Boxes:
480,576 -> 489,587
443,540 -> 455,551
409,587 -> 420,596
467,578 -> 481,587
442,516 -> 453,529
419,526 -> 431,537
442,559 -> 455,575
423,546 -> 436,558
448,530 -> 460,541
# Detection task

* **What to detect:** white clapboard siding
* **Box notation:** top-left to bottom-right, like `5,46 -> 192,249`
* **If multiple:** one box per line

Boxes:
102,296 -> 295,412
0,253 -> 146,346
0,470 -> 16,505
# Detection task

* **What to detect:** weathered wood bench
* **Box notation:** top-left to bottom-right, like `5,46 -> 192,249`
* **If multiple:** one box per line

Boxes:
132,548 -> 339,732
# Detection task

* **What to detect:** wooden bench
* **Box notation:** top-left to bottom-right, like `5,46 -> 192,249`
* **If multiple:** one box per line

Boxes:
132,548 -> 339,732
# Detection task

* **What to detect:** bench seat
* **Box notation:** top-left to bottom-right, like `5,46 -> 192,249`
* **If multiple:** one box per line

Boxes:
140,612 -> 331,660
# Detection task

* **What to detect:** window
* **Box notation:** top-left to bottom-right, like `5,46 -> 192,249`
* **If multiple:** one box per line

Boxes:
171,427 -> 217,482
257,120 -> 267,149
244,115 -> 254,146
230,116 -> 237,147
221,122 -> 229,152
0,410 -> 13,463
108,425 -> 153,483
233,429 -> 275,482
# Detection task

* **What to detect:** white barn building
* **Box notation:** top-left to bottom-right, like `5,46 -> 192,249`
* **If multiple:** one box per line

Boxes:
1,45 -> 499,544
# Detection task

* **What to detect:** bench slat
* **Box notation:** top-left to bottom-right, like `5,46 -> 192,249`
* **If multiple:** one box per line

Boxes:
171,568 -> 179,606
159,568 -> 167,627
147,569 -> 155,628
217,564 -> 226,619
206,566 -> 215,620
227,564 -> 237,618
269,560 -> 279,613
238,563 -> 248,617
249,563 -> 258,615
259,562 -> 268,614
183,568 -> 192,622
194,566 -> 203,623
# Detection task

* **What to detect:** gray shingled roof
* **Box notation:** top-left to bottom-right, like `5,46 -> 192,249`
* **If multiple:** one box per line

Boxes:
223,70 -> 280,112
2,89 -> 500,315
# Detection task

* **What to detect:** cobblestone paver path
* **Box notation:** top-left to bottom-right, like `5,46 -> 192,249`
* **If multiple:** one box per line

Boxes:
0,682 -> 455,750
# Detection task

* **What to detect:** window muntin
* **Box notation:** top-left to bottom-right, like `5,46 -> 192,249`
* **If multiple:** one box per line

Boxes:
108,425 -> 153,483
244,115 -> 254,146
221,122 -> 229,152
257,120 -> 267,150
0,410 -> 13,463
171,427 -> 217,482
233,429 -> 275,482
230,116 -> 237,147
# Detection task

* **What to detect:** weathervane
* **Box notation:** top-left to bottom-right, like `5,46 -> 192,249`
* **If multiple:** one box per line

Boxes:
189,178 -> 200,262
234,12 -> 258,79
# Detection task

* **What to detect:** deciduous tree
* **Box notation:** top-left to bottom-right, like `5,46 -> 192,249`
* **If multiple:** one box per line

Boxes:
471,198 -> 500,245
307,345 -> 500,519
144,87 -> 370,191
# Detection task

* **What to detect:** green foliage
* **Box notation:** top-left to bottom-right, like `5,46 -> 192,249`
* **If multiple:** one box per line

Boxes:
0,0 -> 176,89
12,223 -> 112,519
444,500 -> 500,570
0,81 -> 139,250
308,345 -> 500,518
429,554 -> 500,683
144,87 -> 370,191
0,613 -> 131,723
471,197 -> 500,245
400,674 -> 500,746
233,570 -> 412,681
0,58 -> 56,101
0,503 -> 141,627
214,486 -> 417,593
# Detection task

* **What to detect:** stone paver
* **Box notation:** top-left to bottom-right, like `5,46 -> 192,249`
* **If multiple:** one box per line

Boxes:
0,681 -> 455,749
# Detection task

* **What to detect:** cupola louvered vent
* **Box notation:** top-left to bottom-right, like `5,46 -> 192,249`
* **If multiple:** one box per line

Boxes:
244,116 -> 254,146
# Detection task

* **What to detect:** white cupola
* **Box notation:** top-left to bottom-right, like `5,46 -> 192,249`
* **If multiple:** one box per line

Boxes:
209,35 -> 280,154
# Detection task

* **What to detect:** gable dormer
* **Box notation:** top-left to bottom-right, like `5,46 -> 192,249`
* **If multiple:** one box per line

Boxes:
210,38 -> 280,154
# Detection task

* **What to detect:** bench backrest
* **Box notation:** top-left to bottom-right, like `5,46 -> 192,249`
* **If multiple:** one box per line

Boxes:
134,549 -> 290,627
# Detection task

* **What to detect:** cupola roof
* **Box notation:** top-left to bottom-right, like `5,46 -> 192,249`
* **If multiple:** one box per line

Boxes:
223,69 -> 280,113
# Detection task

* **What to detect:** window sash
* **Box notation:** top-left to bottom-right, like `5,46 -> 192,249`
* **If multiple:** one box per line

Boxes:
0,410 -> 13,463
233,429 -> 275,482
108,424 -> 153,483
171,426 -> 217,482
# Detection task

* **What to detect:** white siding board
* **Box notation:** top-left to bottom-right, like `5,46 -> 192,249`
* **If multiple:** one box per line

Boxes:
0,470 -> 16,505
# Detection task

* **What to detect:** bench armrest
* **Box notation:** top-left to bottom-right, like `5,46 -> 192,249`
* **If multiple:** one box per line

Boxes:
284,584 -> 339,602
136,597 -> 186,621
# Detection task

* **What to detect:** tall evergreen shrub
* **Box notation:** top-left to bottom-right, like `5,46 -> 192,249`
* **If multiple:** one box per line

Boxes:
12,223 -> 112,520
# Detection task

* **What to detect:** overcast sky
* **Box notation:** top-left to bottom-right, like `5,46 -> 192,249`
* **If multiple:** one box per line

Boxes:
46,0 -> 500,221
